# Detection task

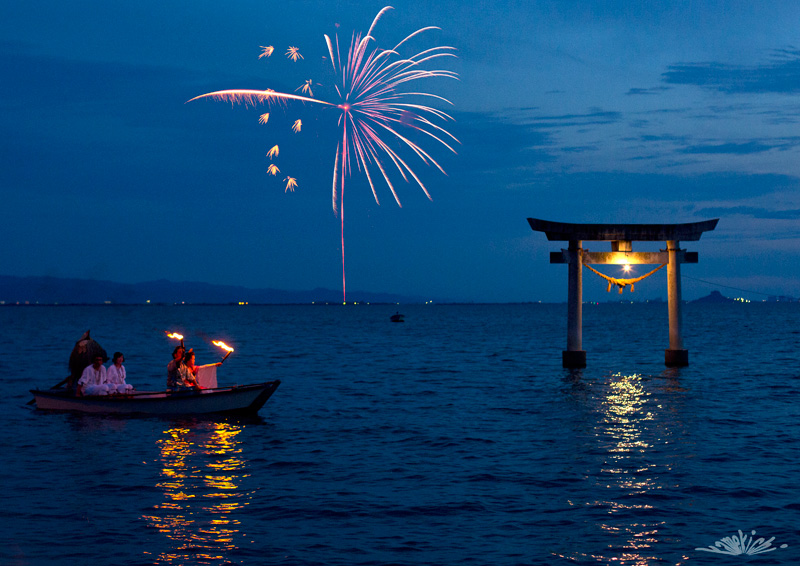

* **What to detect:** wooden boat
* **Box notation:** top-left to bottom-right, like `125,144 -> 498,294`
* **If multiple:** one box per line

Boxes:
30,381 -> 280,415
390,312 -> 404,322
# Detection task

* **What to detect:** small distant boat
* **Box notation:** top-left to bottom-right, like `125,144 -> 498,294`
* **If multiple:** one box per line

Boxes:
30,381 -> 280,416
390,312 -> 404,322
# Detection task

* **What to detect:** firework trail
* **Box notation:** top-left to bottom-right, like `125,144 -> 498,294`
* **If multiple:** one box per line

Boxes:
188,6 -> 458,303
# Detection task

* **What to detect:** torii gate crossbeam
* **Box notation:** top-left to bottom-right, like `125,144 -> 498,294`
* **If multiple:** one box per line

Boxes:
528,218 -> 719,368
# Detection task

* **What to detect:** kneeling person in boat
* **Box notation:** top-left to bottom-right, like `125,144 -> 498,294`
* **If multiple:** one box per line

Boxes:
107,352 -> 133,393
77,355 -> 107,396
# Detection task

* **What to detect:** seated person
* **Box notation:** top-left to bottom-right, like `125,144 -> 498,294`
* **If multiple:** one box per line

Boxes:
166,345 -> 186,389
171,349 -> 201,391
107,352 -> 133,393
77,355 -> 108,396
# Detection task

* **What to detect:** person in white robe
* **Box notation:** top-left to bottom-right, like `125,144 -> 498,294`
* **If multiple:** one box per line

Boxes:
107,352 -> 133,392
78,356 -> 108,395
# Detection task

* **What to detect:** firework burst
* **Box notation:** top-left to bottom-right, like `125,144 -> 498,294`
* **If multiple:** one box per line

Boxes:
286,46 -> 303,61
188,6 -> 458,302
297,79 -> 315,96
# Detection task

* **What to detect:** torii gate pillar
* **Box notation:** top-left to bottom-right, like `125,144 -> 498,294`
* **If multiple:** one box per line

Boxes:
666,240 -> 688,367
564,240 -> 586,368
528,218 -> 718,368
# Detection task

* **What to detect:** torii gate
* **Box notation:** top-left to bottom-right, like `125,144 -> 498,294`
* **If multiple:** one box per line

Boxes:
528,218 -> 719,368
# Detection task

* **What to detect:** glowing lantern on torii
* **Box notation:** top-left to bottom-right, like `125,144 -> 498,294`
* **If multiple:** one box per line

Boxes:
528,218 -> 719,368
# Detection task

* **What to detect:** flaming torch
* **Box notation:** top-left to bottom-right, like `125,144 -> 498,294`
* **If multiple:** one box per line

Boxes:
165,331 -> 185,348
213,340 -> 234,364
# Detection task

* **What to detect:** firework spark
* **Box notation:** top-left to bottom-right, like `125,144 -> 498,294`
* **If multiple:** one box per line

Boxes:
266,145 -> 279,159
267,164 -> 280,175
284,176 -> 298,192
286,46 -> 303,61
258,45 -> 274,58
297,79 -> 315,96
292,119 -> 302,133
189,7 -> 458,303
258,112 -> 270,124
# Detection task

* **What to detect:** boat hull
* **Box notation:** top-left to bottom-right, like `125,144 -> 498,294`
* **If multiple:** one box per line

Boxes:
31,381 -> 280,415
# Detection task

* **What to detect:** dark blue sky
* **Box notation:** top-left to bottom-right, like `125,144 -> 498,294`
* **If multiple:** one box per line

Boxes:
4,1 -> 800,302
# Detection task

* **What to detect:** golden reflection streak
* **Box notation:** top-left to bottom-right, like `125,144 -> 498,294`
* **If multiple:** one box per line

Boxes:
600,373 -> 662,563
143,422 -> 252,565
563,372 -> 679,564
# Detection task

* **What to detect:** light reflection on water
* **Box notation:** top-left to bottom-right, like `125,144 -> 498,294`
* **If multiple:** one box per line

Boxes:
557,370 -> 688,565
142,422 -> 250,565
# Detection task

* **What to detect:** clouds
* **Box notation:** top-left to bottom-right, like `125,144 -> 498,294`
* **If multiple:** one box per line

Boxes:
626,86 -> 672,96
662,49 -> 800,94
694,206 -> 800,220
680,141 -> 784,155
524,109 -> 624,130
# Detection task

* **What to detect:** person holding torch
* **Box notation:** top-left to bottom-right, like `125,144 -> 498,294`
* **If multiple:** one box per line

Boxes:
166,344 -> 186,389
176,342 -> 232,390
175,349 -> 203,390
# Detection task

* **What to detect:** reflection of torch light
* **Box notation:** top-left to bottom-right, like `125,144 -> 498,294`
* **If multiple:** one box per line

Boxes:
165,331 -> 185,348
213,340 -> 234,363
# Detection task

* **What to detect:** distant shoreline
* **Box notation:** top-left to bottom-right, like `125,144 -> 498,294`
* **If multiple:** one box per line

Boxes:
1,275 -> 794,305
1,299 -> 794,307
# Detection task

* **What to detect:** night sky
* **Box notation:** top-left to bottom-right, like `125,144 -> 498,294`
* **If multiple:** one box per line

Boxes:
4,1 -> 800,303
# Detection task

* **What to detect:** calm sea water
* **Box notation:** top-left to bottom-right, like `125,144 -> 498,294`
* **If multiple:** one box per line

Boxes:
2,303 -> 799,565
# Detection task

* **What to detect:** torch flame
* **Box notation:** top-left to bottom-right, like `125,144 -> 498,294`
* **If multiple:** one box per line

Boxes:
165,332 -> 184,340
212,340 -> 234,352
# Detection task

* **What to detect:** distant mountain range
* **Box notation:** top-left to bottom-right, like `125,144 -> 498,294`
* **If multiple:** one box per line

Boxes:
0,275 -> 433,305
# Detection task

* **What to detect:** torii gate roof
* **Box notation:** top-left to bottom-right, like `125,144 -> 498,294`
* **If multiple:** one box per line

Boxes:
528,218 -> 718,242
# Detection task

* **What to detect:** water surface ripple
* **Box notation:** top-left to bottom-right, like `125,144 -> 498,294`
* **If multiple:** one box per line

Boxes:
2,304 -> 799,565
